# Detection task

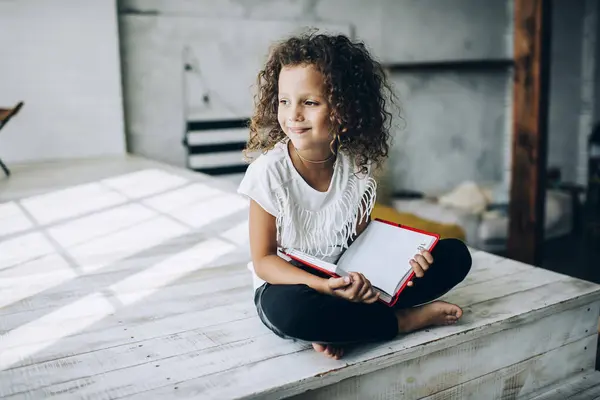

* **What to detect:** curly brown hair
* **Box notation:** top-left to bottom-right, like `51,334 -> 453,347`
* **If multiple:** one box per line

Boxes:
244,31 -> 398,175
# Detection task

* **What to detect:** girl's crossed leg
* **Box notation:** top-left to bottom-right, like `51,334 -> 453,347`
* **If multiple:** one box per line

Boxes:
254,238 -> 472,358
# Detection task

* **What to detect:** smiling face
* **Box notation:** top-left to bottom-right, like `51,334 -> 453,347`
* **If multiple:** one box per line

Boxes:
277,64 -> 333,157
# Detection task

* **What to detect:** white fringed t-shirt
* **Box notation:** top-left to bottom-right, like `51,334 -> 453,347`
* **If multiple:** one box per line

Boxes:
237,140 -> 377,291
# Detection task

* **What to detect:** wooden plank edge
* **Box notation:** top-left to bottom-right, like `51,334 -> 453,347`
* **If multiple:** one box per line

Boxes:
420,335 -> 596,400
527,371 -> 600,400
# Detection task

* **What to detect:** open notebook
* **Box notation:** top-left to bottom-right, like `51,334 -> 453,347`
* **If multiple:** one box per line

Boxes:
280,219 -> 440,306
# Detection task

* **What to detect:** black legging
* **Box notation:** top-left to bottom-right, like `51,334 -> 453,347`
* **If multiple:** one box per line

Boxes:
254,238 -> 472,344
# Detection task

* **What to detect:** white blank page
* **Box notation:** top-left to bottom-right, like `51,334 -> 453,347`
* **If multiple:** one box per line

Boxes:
337,221 -> 437,295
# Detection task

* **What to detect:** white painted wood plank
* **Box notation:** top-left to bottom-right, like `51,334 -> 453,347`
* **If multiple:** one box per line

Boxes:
3,333 -> 309,399
4,253 -> 544,394
457,250 -> 532,287
0,180 -> 236,248
3,230 -> 524,374
0,257 -> 246,310
138,304 -> 598,400
100,168 -> 189,199
1,183 -> 246,275
166,191 -> 248,229
0,232 -> 57,271
3,225 -> 516,372
1,267 -> 251,335
0,239 -> 533,333
469,248 -> 509,265
0,239 -> 248,324
289,306 -> 597,400
0,245 -> 514,323
0,254 -> 76,311
187,128 -> 248,146
1,235 -> 248,320
0,269 -> 251,332
167,283 -> 600,399
188,151 -> 244,169
441,265 -> 565,308
542,376 -> 600,400
0,241 -> 524,324
0,253 -> 561,363
0,258 -> 564,393
459,258 -> 520,287
0,239 -> 530,318
0,216 -> 191,274
2,157 -> 598,400
18,182 -> 129,225
1,317 -> 270,397
140,181 -> 229,213
569,385 -> 600,400
0,290 -> 254,371
456,261 -> 532,291
0,257 -> 563,384
0,231 -> 248,282
0,258 -> 247,313
0,202 -> 33,237
0,155 -> 237,204
215,172 -> 246,187
528,372 -> 600,400
417,336 -> 596,400
15,280 -> 599,399
45,202 -> 158,248
0,238 -> 246,304
64,216 -> 192,272
0,216 -> 514,304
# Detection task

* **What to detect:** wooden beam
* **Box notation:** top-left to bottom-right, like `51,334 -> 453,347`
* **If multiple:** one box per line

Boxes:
507,0 -> 551,265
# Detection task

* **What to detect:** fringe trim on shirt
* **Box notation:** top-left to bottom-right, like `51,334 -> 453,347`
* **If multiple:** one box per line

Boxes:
275,176 -> 377,257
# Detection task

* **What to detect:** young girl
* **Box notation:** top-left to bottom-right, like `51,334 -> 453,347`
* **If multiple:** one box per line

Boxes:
238,32 -> 471,360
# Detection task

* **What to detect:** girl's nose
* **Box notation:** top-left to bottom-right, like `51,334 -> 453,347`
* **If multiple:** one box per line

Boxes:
288,106 -> 304,122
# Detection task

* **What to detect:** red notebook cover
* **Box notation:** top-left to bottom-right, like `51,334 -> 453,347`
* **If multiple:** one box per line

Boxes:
283,218 -> 440,307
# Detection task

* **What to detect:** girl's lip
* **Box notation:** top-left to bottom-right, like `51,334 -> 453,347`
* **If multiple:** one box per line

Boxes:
288,127 -> 310,134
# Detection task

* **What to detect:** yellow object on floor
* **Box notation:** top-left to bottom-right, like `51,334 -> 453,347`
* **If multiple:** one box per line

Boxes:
371,203 -> 466,241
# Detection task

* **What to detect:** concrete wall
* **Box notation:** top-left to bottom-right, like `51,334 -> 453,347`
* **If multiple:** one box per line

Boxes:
581,0 -> 599,187
381,0 -> 512,194
596,5 -> 600,125
0,0 -> 126,164
380,0 -> 510,63
119,0 -> 513,194
119,0 -> 594,195
547,0 -> 584,184
119,15 -> 350,168
389,70 -> 510,194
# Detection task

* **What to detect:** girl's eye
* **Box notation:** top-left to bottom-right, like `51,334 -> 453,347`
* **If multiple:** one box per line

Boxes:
305,101 -> 318,106
279,99 -> 289,105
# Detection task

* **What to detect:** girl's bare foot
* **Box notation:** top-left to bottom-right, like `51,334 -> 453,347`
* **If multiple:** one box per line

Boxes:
395,301 -> 463,333
312,343 -> 344,360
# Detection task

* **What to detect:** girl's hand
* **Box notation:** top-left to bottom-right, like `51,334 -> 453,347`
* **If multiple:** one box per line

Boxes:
407,249 -> 434,287
330,272 -> 380,304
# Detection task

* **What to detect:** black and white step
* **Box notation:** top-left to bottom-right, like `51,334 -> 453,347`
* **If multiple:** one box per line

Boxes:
183,118 -> 250,184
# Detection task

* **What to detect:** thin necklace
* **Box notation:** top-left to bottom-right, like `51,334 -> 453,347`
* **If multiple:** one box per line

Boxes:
293,146 -> 335,164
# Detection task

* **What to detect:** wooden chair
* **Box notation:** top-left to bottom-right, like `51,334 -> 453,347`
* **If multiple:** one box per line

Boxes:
0,101 -> 24,177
